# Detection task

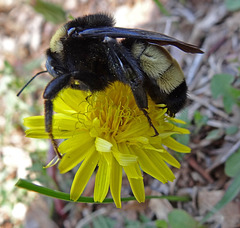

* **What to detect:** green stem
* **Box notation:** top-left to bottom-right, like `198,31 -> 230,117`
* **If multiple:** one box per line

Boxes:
16,178 -> 190,203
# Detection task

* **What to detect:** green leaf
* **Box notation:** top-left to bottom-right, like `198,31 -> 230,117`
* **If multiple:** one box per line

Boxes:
124,218 -> 141,228
229,87 -> 240,108
92,216 -> 107,228
210,74 -> 234,99
105,216 -> 117,228
225,148 -> 240,177
31,0 -> 66,24
205,129 -> 223,140
200,173 -> 240,224
194,111 -> 208,133
225,125 -> 238,135
139,214 -> 151,223
211,74 -> 240,113
152,0 -> 170,15
92,216 -> 116,228
223,95 -> 235,113
1,60 -> 14,74
155,220 -> 168,228
168,209 -> 199,228
225,0 -> 240,11
229,87 -> 240,98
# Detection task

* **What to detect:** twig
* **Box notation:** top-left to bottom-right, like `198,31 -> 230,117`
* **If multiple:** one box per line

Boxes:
207,140 -> 240,172
187,156 -> 214,183
187,54 -> 205,85
206,120 -> 232,128
189,93 -> 229,120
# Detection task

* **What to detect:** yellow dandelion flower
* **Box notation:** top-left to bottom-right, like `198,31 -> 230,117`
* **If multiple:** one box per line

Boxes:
24,81 -> 190,208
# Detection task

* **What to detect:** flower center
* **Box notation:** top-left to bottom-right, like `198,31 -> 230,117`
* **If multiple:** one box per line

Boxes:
84,82 -> 146,138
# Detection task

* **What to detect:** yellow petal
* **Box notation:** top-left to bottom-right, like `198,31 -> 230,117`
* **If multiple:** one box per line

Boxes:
130,146 -> 168,183
25,129 -> 49,138
54,98 -> 77,115
160,151 -> 181,168
54,88 -> 90,114
172,126 -> 190,134
171,118 -> 187,124
89,118 -> 101,137
113,153 -> 138,166
70,149 -> 100,201
24,116 -> 45,127
142,144 -> 164,153
110,157 -> 122,208
125,163 -> 145,202
128,178 -> 145,203
115,119 -> 150,142
127,136 -> 149,144
44,156 -> 60,168
25,127 -> 85,139
95,137 -> 113,152
158,132 -> 179,138
124,164 -> 143,179
94,156 -> 110,202
146,150 -> 176,181
162,137 -> 191,153
24,114 -> 84,139
58,135 -> 94,173
113,143 -> 138,166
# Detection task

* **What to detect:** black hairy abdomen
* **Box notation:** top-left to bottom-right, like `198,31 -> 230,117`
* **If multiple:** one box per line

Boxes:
165,81 -> 187,115
144,77 -> 187,115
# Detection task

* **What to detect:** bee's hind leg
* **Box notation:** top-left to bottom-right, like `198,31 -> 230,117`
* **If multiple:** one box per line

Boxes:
142,109 -> 159,136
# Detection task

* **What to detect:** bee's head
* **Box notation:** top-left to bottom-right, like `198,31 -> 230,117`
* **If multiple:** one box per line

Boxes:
45,49 -> 65,78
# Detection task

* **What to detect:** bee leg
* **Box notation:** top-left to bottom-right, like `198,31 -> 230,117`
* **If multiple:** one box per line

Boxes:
142,109 -> 159,136
167,109 -> 175,117
85,94 -> 92,103
44,99 -> 62,159
43,72 -> 74,159
130,84 -> 159,136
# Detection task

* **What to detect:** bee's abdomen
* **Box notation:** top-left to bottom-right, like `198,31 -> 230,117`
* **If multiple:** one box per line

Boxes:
133,42 -> 187,115
164,81 -> 187,115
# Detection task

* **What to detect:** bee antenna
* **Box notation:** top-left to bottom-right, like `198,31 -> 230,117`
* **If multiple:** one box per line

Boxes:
17,70 -> 48,97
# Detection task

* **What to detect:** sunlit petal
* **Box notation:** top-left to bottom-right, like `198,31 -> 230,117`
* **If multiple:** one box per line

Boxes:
44,156 -> 60,168
130,146 -> 168,183
95,137 -> 113,152
128,178 -> 145,203
70,150 -> 100,201
125,162 -> 144,202
94,156 -> 110,202
110,157 -> 122,208
58,135 -> 94,173
162,137 -> 191,153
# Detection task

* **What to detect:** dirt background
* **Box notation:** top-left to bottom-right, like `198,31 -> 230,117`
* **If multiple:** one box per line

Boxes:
0,0 -> 240,227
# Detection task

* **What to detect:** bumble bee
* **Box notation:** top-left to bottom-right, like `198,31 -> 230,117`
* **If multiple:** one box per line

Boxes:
18,13 -> 203,159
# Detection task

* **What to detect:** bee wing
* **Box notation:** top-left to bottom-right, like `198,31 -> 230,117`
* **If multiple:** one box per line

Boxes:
77,27 -> 203,54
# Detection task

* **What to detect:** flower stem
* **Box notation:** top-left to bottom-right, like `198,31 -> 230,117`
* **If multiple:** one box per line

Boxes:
16,178 -> 191,203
